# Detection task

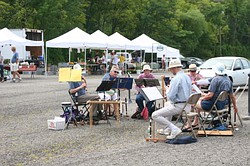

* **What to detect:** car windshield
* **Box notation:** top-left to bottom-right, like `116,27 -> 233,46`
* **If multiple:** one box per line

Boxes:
200,58 -> 234,70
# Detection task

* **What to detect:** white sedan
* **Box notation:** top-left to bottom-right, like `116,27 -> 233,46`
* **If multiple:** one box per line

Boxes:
198,57 -> 250,86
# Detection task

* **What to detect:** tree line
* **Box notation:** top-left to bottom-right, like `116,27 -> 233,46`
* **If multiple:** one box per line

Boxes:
0,0 -> 249,64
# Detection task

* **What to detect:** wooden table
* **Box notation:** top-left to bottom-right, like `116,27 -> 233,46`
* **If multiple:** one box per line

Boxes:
18,65 -> 37,78
87,100 -> 123,128
4,65 -> 37,78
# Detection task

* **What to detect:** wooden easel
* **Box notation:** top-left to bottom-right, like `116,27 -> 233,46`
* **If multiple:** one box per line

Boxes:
145,119 -> 166,143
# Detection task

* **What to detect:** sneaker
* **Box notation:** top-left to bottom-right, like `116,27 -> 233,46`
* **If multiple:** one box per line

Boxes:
12,79 -> 16,83
157,128 -> 171,135
17,78 -> 22,82
131,111 -> 141,119
166,128 -> 182,140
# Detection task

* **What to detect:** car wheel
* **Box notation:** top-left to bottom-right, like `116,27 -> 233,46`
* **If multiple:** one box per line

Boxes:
182,62 -> 187,69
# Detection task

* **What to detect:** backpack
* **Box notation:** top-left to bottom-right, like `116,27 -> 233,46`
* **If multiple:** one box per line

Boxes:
166,136 -> 197,144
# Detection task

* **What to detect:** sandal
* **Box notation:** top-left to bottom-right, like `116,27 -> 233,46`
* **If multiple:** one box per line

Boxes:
192,124 -> 199,127
182,127 -> 192,132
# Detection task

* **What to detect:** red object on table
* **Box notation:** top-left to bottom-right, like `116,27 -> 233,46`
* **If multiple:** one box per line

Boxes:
18,65 -> 37,71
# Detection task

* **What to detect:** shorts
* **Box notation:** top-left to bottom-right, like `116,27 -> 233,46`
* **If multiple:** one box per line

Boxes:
201,99 -> 228,111
10,63 -> 19,72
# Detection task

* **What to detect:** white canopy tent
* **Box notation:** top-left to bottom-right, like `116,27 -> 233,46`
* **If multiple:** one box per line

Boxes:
131,34 -> 162,51
45,27 -> 97,74
45,28 -> 123,75
109,32 -> 139,50
0,28 -> 44,60
90,30 -> 124,50
156,45 -> 183,58
132,33 -> 182,58
47,27 -> 91,49
0,28 -> 44,46
131,34 -> 162,65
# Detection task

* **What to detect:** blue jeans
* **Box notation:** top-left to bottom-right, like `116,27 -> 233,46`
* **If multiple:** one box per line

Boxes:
136,93 -> 154,114
0,65 -> 3,78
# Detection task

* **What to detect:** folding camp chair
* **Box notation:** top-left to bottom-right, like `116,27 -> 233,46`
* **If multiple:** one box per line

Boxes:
69,90 -> 113,125
68,90 -> 89,116
175,93 -> 206,138
201,91 -> 231,130
67,90 -> 89,126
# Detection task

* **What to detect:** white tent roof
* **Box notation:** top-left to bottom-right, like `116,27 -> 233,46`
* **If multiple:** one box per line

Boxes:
157,45 -> 184,58
131,33 -> 182,58
46,27 -> 91,48
90,30 -> 123,49
109,32 -> 139,50
131,34 -> 160,51
0,28 -> 44,46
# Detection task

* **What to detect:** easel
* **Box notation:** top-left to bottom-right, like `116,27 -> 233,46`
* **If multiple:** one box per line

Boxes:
161,76 -> 170,107
145,118 -> 167,143
139,82 -> 166,143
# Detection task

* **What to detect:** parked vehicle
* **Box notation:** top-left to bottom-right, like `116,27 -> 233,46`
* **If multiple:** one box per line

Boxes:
180,57 -> 204,69
198,56 -> 250,86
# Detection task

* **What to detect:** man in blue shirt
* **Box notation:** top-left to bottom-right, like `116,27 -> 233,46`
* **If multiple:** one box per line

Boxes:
69,64 -> 100,104
69,64 -> 100,119
98,65 -> 119,100
10,46 -> 22,82
152,59 -> 192,139
190,62 -> 238,127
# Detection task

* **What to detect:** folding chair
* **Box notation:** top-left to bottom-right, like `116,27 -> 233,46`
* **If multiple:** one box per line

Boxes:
201,91 -> 231,130
67,90 -> 89,127
68,90 -> 89,116
70,90 -> 113,125
176,93 -> 206,138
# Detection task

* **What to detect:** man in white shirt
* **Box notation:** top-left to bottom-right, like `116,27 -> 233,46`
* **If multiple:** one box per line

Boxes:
152,59 -> 192,139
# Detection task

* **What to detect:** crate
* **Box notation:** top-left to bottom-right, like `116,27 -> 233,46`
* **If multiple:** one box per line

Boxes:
47,117 -> 65,130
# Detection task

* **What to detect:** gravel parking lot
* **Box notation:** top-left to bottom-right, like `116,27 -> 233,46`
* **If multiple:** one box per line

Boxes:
0,72 -> 250,166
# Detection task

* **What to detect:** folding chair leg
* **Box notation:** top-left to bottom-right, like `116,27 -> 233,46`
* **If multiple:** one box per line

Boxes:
198,114 -> 207,137
103,110 -> 111,126
186,117 -> 197,139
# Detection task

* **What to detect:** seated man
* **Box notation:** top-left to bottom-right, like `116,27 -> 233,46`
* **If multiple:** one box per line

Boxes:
98,65 -> 119,100
152,59 -> 192,139
131,64 -> 156,119
186,62 -> 238,128
69,64 -> 100,117
98,65 -> 119,113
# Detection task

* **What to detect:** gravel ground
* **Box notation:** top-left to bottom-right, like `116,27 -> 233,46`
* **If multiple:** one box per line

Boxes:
0,72 -> 250,166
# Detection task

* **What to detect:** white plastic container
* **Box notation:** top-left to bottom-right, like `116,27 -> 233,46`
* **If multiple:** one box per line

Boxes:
47,116 -> 65,130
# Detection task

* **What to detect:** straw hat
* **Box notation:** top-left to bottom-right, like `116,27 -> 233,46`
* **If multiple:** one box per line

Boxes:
188,64 -> 197,71
73,64 -> 82,70
168,59 -> 183,69
212,62 -> 226,75
142,64 -> 152,72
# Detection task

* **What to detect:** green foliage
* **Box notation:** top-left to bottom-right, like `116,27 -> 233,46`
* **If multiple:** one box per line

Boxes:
0,0 -> 250,64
